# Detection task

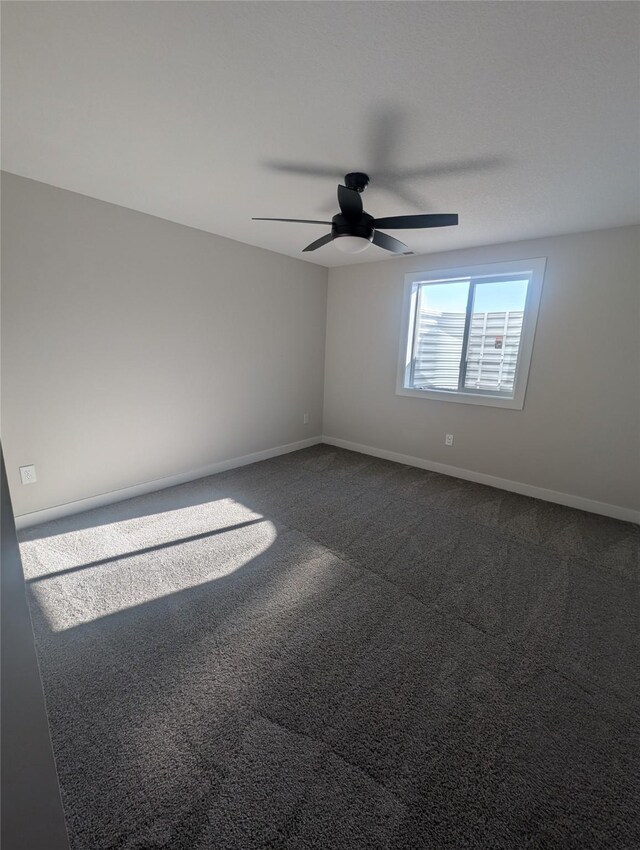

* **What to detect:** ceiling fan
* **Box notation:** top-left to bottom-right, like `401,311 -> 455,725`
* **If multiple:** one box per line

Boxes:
253,172 -> 458,255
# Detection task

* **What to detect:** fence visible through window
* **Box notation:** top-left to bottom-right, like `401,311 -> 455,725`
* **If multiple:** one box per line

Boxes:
412,308 -> 525,395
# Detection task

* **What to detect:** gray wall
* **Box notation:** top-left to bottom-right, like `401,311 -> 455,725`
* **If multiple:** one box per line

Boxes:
1,446 -> 70,850
1,173 -> 328,518
2,174 -> 638,518
324,226 -> 640,513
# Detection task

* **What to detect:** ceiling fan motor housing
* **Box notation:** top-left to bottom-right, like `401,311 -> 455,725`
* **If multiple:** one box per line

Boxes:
331,212 -> 374,242
344,172 -> 370,192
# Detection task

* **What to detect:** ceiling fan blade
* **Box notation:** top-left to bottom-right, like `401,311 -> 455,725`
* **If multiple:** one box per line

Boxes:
302,233 -> 334,252
264,161 -> 346,179
375,177 -> 430,211
368,104 -> 403,175
337,185 -> 363,220
394,156 -> 504,181
372,231 -> 413,254
372,214 -> 458,230
252,218 -> 332,224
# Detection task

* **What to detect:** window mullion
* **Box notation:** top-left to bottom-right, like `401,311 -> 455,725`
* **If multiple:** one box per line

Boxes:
457,281 -> 475,391
408,285 -> 422,387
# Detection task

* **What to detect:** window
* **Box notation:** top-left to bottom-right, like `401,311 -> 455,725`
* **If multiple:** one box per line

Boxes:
397,258 -> 546,409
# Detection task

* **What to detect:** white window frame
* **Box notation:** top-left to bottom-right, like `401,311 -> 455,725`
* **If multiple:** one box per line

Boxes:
396,257 -> 546,410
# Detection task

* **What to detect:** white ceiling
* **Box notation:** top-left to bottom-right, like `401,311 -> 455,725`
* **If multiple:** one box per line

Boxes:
2,1 -> 639,267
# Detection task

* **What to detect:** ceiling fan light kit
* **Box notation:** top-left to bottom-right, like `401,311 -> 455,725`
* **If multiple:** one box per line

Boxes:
253,172 -> 458,256
333,235 -> 372,254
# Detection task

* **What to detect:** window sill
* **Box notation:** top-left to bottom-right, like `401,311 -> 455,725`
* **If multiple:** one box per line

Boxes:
395,385 -> 525,410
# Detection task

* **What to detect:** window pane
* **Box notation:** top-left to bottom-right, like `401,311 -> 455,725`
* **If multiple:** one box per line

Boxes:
411,281 -> 469,391
463,279 -> 528,395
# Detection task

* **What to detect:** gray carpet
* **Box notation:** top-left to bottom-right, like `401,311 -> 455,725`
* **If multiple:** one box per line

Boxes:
19,445 -> 640,850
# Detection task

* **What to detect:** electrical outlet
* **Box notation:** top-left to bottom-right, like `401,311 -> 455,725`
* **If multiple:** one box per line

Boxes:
20,464 -> 37,484
303,413 -> 309,425
445,434 -> 454,447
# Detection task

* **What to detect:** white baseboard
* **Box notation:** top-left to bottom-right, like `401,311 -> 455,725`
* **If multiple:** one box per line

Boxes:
322,435 -> 640,525
15,433 -> 639,529
14,436 -> 322,530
